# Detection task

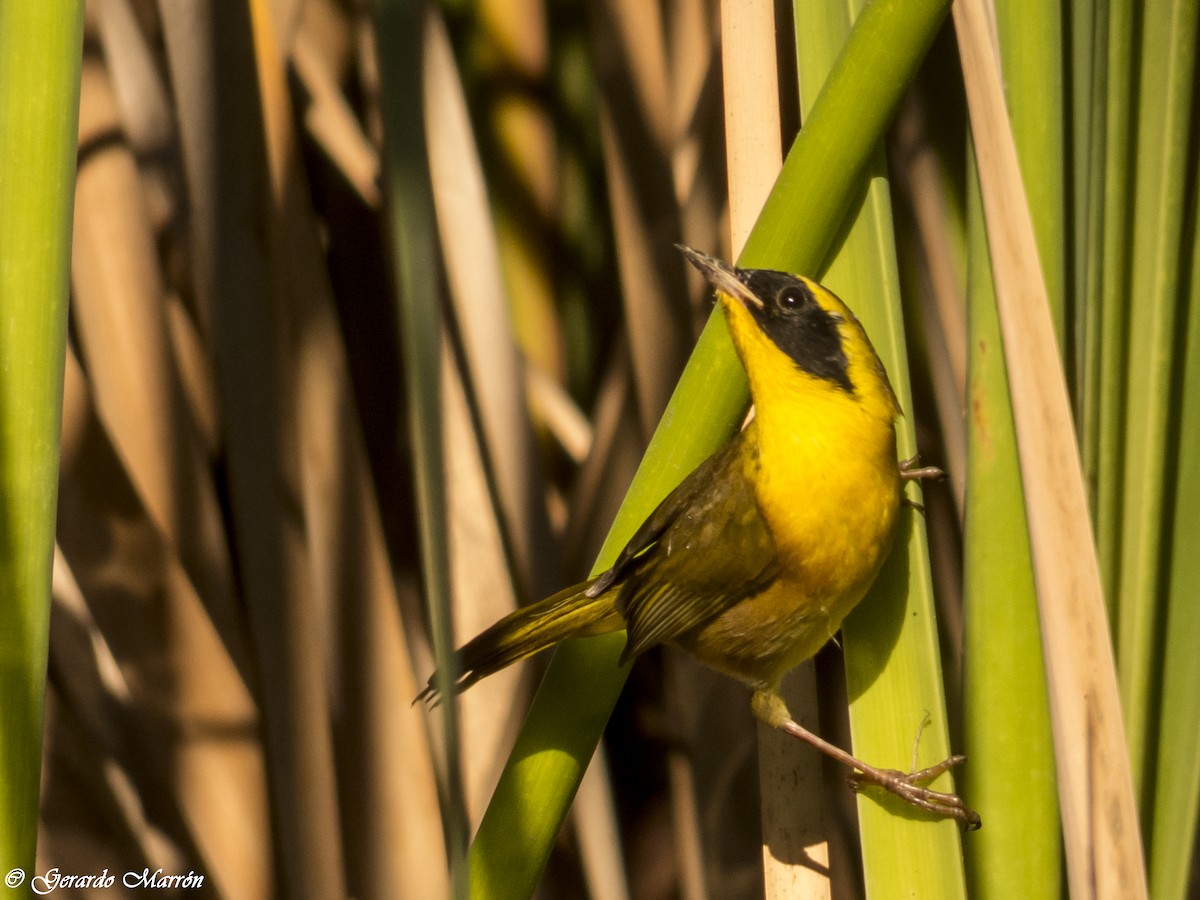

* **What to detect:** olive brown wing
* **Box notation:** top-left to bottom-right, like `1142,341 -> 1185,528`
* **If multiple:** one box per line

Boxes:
609,435 -> 780,662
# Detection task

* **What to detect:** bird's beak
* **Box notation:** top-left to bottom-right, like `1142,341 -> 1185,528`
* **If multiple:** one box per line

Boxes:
677,245 -> 764,309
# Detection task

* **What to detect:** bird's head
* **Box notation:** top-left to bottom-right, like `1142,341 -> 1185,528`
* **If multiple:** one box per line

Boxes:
678,245 -> 900,423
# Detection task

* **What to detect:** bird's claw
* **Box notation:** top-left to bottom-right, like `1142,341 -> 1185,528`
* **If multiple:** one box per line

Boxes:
848,755 -> 981,830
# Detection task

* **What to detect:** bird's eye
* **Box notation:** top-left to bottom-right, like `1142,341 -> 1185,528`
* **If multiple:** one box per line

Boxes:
777,286 -> 810,311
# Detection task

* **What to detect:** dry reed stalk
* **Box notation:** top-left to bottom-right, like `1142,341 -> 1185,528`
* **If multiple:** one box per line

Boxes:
440,325 -> 529,821
249,1 -> 448,894
72,52 -> 249,678
158,0 -> 346,893
591,0 -> 692,440
52,347 -> 273,898
424,8 -> 559,601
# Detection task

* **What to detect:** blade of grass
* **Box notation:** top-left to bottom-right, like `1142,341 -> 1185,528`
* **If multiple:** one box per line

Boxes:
94,0 -> 178,223
953,0 -> 1147,893
1076,0 -> 1114,565
574,748 -> 632,900
373,1 -> 467,893
994,0 -> 1067,348
558,345 -> 641,576
961,146 -> 1061,900
467,1 -> 953,895
964,2 -> 1066,891
1067,0 -> 1095,415
665,0 -> 713,211
1148,165 -> 1200,900
0,0 -> 83,876
1092,0 -> 1136,612
1116,0 -> 1199,812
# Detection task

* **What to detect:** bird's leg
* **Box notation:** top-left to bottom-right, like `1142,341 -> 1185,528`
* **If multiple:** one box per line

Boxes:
899,455 -> 944,512
899,454 -> 945,482
751,689 -> 981,830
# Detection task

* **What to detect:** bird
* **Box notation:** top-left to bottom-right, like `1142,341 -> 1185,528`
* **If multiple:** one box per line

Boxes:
421,246 -> 979,829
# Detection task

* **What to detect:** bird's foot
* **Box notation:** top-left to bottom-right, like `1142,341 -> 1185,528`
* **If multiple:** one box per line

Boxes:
899,455 -> 945,481
756,690 -> 981,831
848,756 -> 981,830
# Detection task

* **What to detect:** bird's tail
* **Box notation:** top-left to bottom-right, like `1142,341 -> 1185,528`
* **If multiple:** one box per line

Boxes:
417,578 -> 623,703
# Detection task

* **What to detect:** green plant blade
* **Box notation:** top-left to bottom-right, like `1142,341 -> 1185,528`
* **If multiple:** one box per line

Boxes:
0,0 -> 84,875
374,2 -> 468,893
1148,165 -> 1200,900
1117,0 -> 1199,810
994,0 -> 1066,347
1091,0 -> 1136,612
960,5 -> 1064,893
961,147 -> 1061,900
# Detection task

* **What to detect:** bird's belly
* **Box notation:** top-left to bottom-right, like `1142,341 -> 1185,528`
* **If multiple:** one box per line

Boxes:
679,553 -> 885,688
677,579 -> 839,686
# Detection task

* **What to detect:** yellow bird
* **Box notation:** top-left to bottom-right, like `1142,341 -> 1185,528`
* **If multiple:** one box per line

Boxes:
423,246 -> 978,828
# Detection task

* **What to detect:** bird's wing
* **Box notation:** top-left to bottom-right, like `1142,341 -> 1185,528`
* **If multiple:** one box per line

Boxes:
615,434 -> 780,661
586,435 -> 746,596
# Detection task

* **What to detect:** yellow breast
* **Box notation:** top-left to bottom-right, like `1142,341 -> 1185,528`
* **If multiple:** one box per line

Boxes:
748,398 -> 902,619
739,331 -> 900,678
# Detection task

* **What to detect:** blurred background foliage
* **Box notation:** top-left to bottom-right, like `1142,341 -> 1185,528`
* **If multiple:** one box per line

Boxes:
1,0 -> 1198,896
